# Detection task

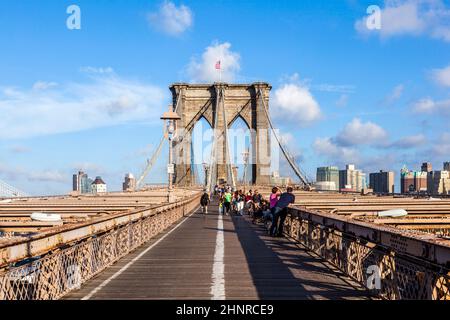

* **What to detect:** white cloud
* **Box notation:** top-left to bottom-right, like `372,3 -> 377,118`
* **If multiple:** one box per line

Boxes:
431,132 -> 450,156
272,82 -> 322,126
0,73 -> 166,139
148,1 -> 193,36
28,171 -> 68,183
431,64 -> 450,87
335,118 -> 388,146
336,94 -> 349,107
32,81 -> 58,91
80,66 -> 114,74
0,162 -> 67,184
383,84 -> 404,104
187,42 -> 240,83
412,97 -> 450,115
313,137 -> 361,165
355,0 -> 450,42
389,134 -> 427,148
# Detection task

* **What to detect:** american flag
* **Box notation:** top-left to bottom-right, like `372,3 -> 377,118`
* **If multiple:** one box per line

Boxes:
215,60 -> 221,70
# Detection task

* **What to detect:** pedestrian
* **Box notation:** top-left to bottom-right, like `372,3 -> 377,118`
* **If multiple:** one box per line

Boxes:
218,195 -> 224,215
232,191 -> 239,214
200,190 -> 210,214
237,190 -> 245,216
245,190 -> 253,215
270,187 -> 296,237
269,187 -> 281,210
223,189 -> 232,215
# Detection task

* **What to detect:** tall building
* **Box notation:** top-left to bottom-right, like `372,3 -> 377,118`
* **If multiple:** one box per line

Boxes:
400,165 -> 427,194
444,162 -> 450,171
122,173 -> 136,191
339,164 -> 366,192
427,170 -> 450,195
91,176 -> 107,194
369,170 -> 395,194
421,162 -> 433,173
72,171 -> 93,194
316,166 -> 339,191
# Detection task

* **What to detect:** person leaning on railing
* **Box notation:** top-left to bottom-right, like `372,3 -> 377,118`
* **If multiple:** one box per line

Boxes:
270,187 -> 295,237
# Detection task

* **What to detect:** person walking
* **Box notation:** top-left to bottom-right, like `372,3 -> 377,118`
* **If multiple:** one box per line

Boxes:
270,187 -> 295,237
200,190 -> 210,214
236,190 -> 245,216
223,189 -> 232,215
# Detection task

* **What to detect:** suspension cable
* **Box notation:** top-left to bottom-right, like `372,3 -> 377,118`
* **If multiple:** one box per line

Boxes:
257,89 -> 310,186
135,91 -> 183,189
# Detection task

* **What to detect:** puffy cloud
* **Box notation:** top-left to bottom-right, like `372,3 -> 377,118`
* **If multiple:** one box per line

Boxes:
388,134 -> 427,148
272,82 -> 322,126
187,42 -> 240,83
431,64 -> 450,87
412,97 -> 450,115
431,132 -> 450,156
148,1 -> 193,36
313,137 -> 361,165
0,72 -> 166,139
355,0 -> 450,42
335,118 -> 388,146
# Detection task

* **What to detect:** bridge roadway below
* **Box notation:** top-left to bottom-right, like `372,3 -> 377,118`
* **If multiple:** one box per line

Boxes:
65,199 -> 372,300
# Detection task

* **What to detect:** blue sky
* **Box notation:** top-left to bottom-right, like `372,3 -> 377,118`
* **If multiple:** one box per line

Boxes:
0,0 -> 449,195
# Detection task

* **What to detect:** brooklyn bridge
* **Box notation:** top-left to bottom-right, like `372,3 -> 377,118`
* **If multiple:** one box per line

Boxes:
0,83 -> 449,300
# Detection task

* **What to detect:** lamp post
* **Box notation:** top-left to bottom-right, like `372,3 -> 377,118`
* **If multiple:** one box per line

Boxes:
202,162 -> 209,188
242,149 -> 249,192
161,106 -> 181,203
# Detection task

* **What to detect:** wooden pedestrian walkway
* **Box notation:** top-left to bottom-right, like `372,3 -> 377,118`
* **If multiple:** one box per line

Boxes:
65,200 -> 372,300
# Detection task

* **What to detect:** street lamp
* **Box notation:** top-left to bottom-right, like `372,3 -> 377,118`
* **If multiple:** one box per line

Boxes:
161,106 -> 181,203
242,149 -> 250,192
202,162 -> 209,188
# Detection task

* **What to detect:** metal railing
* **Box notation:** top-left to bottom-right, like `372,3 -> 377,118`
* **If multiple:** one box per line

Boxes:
284,207 -> 450,300
0,195 -> 200,300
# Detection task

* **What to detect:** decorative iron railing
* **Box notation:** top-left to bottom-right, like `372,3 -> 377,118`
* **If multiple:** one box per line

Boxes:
0,195 -> 200,300
284,207 -> 450,300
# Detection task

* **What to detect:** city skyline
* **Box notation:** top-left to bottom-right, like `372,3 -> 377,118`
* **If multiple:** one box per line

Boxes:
0,0 -> 449,195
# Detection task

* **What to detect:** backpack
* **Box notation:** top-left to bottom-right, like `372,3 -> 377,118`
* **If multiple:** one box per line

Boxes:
200,193 -> 209,205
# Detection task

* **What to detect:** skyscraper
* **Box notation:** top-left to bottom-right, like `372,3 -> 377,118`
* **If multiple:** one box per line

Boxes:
316,166 -> 340,191
427,171 -> 450,195
400,165 -> 427,194
339,164 -> 366,192
421,162 -> 433,173
72,171 -> 93,194
444,162 -> 450,171
369,170 -> 395,194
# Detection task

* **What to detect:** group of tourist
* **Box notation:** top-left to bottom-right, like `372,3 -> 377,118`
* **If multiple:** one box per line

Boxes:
200,185 -> 295,237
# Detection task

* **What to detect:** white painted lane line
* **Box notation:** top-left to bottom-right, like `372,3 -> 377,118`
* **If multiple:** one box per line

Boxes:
210,212 -> 225,300
81,206 -> 200,300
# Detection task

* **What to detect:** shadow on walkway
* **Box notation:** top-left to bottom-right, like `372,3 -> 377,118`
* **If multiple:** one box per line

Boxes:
230,212 -> 371,300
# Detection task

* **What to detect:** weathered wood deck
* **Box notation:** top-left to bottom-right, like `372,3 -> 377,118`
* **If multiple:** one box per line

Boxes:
65,200 -> 372,300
